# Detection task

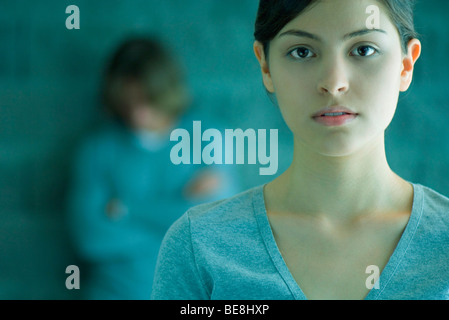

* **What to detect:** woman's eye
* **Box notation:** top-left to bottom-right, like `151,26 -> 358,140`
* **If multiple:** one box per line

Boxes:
288,47 -> 315,59
351,45 -> 378,57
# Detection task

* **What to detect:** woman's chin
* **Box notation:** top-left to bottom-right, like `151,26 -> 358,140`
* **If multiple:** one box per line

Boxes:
313,139 -> 364,158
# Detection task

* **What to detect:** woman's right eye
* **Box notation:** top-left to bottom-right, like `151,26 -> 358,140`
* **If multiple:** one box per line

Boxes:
288,47 -> 315,60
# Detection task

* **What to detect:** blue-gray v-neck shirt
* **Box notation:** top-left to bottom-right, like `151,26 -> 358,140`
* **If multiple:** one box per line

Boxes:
151,183 -> 449,300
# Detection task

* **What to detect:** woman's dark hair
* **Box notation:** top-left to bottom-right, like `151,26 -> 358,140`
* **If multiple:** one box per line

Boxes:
254,0 -> 418,58
102,36 -> 190,121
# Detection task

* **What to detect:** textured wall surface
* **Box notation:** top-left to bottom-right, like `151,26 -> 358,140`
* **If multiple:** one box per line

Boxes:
0,0 -> 448,299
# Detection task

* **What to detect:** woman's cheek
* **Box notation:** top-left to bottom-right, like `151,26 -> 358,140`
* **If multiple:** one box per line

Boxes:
272,67 -> 319,133
372,70 -> 401,123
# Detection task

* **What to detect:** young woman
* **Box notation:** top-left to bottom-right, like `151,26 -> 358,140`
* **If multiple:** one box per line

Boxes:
151,0 -> 449,300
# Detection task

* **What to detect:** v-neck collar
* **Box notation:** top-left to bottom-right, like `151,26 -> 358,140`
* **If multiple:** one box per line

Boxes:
252,182 -> 424,300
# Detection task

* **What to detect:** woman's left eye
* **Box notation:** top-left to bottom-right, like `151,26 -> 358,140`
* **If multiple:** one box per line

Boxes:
350,45 -> 378,57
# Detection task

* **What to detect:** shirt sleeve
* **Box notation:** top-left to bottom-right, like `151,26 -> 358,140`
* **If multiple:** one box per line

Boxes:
66,138 -> 157,262
151,212 -> 210,300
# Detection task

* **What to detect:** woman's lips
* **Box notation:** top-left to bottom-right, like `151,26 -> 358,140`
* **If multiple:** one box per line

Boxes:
312,106 -> 359,127
313,113 -> 358,126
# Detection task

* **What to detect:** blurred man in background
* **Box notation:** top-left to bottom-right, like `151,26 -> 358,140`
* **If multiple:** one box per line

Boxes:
66,36 -> 239,299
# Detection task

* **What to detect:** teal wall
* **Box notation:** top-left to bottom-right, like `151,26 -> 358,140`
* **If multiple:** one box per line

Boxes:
0,0 -> 448,299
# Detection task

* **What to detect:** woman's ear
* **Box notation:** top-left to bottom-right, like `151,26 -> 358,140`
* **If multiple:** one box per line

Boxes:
254,41 -> 275,93
399,38 -> 422,92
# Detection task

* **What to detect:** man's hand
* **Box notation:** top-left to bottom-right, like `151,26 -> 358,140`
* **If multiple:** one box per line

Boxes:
183,169 -> 222,200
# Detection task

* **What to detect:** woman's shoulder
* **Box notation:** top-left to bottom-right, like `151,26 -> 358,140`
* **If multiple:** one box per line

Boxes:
413,183 -> 449,228
416,183 -> 449,211
190,184 -> 264,220
166,184 -> 266,241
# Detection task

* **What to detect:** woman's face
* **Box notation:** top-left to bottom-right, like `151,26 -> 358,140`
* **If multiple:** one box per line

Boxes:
255,0 -> 420,157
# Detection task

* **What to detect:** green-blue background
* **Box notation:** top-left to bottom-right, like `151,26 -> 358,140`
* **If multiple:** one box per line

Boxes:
0,0 -> 448,299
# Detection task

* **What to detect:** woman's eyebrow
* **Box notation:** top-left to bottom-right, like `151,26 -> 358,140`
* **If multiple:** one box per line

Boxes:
278,28 -> 388,41
344,28 -> 388,40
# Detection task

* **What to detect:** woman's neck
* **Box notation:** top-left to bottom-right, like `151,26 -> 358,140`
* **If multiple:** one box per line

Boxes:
266,134 -> 413,223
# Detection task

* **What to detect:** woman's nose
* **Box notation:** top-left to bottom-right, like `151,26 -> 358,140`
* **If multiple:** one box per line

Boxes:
317,59 -> 349,95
